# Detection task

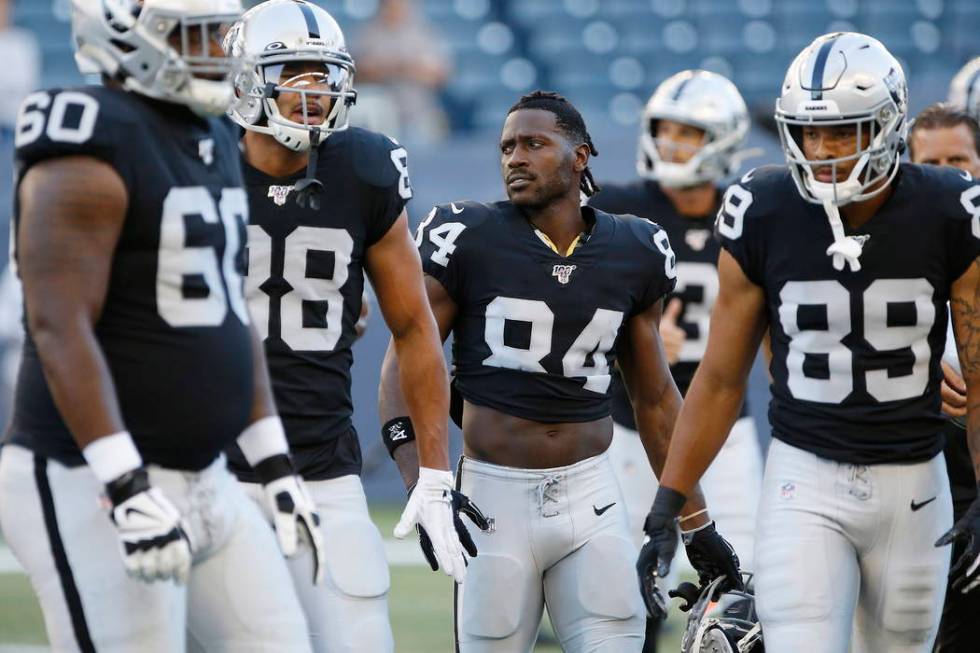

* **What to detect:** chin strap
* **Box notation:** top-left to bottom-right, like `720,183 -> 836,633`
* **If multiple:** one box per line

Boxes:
294,128 -> 323,210
823,200 -> 864,272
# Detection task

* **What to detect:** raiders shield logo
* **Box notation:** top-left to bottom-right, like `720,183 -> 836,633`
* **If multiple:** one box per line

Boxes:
268,185 -> 294,206
552,264 -> 577,285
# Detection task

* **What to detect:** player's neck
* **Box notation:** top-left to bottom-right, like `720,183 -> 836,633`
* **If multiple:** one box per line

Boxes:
839,180 -> 894,230
524,194 -> 588,255
241,131 -> 310,178
660,182 -> 718,218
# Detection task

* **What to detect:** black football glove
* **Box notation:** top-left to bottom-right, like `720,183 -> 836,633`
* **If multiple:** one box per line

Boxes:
936,485 -> 980,594
637,487 -> 685,620
683,521 -> 744,593
408,483 -> 491,572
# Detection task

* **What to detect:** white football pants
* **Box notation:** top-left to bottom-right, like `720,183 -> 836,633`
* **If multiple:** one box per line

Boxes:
755,438 -> 952,653
607,416 -> 763,572
455,452 -> 645,652
241,474 -> 393,653
0,444 -> 311,653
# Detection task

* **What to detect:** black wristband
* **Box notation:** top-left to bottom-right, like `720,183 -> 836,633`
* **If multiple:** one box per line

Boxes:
651,486 -> 688,519
254,453 -> 295,484
105,467 -> 150,507
382,417 -> 416,457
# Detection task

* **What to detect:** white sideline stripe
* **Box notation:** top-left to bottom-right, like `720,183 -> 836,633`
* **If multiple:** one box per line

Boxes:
0,541 -> 427,575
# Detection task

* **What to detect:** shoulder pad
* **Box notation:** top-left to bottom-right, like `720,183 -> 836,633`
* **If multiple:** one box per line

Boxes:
588,181 -> 645,214
715,165 -> 795,239
414,200 -> 498,260
346,127 -> 410,189
14,86 -> 139,171
910,163 -> 980,225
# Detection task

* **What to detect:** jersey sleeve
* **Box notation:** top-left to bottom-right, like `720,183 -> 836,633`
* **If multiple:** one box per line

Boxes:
942,168 -> 980,281
352,130 -> 413,245
415,204 -> 470,301
626,216 -> 678,315
714,168 -> 769,285
14,87 -> 138,190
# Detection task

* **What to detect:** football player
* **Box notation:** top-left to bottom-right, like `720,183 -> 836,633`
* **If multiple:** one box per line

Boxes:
379,91 -> 741,652
588,70 -> 762,650
224,3 -> 473,651
906,102 -> 980,653
642,32 -> 980,652
948,56 -> 980,122
0,1 -> 323,651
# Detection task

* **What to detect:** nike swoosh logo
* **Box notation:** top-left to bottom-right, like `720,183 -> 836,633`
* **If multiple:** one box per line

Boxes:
911,497 -> 937,511
125,507 -> 151,519
593,502 -> 616,516
451,203 -> 464,214
961,169 -> 973,182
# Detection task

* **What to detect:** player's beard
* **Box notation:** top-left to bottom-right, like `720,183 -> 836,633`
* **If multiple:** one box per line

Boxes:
507,158 -> 576,210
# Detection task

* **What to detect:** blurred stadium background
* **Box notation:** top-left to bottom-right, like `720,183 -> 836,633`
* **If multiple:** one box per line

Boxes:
0,0 -> 976,650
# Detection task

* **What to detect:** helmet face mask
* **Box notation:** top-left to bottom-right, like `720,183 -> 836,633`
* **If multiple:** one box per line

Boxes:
775,32 -> 908,206
679,575 -> 763,653
948,56 -> 980,123
637,70 -> 751,188
72,0 -> 249,116
226,0 -> 357,152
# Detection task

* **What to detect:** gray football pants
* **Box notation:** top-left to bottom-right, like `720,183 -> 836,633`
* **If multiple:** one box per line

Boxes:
755,438 -> 952,653
240,474 -> 394,653
0,444 -> 311,653
454,451 -> 645,652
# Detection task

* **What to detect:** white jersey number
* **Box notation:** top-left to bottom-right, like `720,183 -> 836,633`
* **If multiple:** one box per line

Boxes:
778,278 -> 935,403
157,187 -> 250,328
15,91 -> 99,147
674,262 -> 718,362
483,296 -> 624,393
246,226 -> 354,352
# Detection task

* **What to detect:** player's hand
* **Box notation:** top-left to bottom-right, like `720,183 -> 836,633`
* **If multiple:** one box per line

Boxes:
394,467 -> 471,583
105,468 -> 192,584
940,361 -> 967,419
259,455 -> 325,585
683,521 -> 744,593
411,485 -> 490,573
659,298 -> 686,366
936,488 -> 980,594
637,487 -> 685,619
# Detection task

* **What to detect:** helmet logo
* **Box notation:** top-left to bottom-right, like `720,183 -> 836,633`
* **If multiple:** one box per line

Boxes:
265,41 -> 287,51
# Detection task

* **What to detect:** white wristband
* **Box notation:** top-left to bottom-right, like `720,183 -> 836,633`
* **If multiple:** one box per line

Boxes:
237,416 -> 289,467
82,431 -> 142,484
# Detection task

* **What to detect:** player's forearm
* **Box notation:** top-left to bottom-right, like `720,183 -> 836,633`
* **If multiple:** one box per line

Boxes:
30,318 -> 125,448
379,342 -> 423,488
246,322 -> 278,424
659,369 -> 747,498
391,324 -> 451,472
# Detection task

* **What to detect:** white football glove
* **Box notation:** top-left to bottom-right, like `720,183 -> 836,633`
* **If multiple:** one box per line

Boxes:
394,467 -> 467,583
106,469 -> 192,584
263,472 -> 325,585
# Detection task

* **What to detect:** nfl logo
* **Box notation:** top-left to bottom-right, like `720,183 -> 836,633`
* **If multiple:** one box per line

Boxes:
268,185 -> 294,206
552,264 -> 577,285
198,138 -> 214,166
685,229 -> 711,252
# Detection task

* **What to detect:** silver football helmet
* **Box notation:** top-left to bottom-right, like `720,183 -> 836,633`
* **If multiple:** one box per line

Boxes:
71,0 -> 247,116
226,0 -> 356,152
676,575 -> 763,653
775,32 -> 908,207
637,70 -> 752,188
948,57 -> 980,123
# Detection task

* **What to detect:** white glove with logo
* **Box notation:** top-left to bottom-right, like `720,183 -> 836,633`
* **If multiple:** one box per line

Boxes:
394,467 -> 467,583
106,469 -> 192,584
261,463 -> 325,586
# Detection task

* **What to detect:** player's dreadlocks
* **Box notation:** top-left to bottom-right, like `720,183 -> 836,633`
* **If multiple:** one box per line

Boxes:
507,91 -> 601,197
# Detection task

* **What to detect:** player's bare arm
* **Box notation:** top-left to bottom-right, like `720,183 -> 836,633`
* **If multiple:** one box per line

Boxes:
660,249 -> 767,495
378,273 -> 457,488
370,211 -> 451,475
18,156 -> 128,446
951,257 -> 980,461
617,298 -> 708,526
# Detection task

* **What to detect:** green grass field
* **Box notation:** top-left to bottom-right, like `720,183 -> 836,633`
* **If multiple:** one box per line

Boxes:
0,505 -> 685,651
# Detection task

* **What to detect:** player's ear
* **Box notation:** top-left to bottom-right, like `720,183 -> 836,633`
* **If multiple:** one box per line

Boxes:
572,142 -> 590,173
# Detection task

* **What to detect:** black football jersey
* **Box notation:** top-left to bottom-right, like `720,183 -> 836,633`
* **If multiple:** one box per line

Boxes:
7,86 -> 253,471
417,200 -> 676,423
718,164 -> 980,464
590,180 -> 739,429
227,127 -> 411,482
